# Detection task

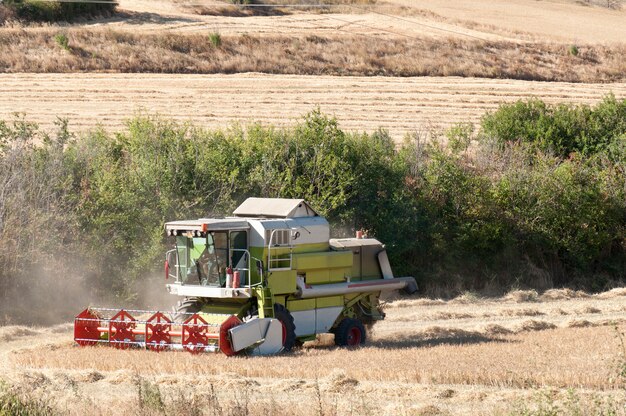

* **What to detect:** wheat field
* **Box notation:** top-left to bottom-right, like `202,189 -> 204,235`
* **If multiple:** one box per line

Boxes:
2,73 -> 626,141
2,288 -> 626,415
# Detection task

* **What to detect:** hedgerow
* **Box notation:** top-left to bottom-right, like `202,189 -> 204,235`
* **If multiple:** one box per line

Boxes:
0,99 -> 624,323
2,0 -> 116,23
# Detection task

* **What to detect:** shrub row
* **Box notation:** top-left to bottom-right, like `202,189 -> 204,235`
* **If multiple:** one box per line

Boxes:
481,94 -> 626,157
2,0 -> 116,23
0,98 -> 624,323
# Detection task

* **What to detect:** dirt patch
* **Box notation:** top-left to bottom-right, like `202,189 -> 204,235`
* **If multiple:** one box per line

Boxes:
427,312 -> 475,320
567,319 -> 595,328
500,308 -> 544,317
74,370 -> 105,383
577,306 -> 602,314
324,369 -> 359,392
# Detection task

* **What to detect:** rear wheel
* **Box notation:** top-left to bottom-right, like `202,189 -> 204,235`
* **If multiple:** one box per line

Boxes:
333,318 -> 366,347
273,303 -> 296,352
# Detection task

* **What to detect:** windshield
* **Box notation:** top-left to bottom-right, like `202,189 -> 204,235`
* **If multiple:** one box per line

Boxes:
176,232 -> 228,286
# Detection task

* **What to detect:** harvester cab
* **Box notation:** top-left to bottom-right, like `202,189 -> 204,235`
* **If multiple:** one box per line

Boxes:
74,198 -> 417,356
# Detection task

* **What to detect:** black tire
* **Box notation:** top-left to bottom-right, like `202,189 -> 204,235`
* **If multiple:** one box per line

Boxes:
173,297 -> 202,322
333,318 -> 366,347
273,303 -> 296,352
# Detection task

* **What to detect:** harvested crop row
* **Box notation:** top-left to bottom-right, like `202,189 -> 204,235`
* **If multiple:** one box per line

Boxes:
2,73 -> 625,139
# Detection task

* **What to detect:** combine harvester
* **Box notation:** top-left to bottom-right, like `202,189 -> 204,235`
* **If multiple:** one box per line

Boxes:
74,198 -> 417,355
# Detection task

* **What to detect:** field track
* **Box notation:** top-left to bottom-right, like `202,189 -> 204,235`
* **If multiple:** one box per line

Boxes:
2,73 -> 626,138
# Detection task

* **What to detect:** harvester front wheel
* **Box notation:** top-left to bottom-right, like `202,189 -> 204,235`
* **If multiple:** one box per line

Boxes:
174,298 -> 202,322
273,303 -> 296,352
334,318 -> 366,347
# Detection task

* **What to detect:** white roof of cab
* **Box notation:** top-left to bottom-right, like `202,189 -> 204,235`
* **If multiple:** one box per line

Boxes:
233,198 -> 319,218
165,218 -> 249,233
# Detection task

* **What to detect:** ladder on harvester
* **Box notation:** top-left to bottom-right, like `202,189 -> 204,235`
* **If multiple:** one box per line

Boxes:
256,287 -> 275,319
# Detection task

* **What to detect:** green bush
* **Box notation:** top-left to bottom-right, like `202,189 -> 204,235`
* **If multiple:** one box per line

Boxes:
208,32 -> 222,47
54,33 -> 69,51
0,5 -> 16,24
481,95 -> 626,157
3,0 -> 116,23
0,105 -> 624,322
0,381 -> 56,416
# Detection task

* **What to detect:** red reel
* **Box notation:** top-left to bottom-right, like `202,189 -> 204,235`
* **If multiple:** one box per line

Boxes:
182,313 -> 210,354
108,310 -> 137,349
74,308 -> 101,346
145,312 -> 172,352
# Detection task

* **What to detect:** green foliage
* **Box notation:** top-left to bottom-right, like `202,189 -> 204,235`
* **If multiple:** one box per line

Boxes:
134,376 -> 166,414
208,32 -> 222,47
54,33 -> 69,51
3,0 -> 116,23
0,381 -> 56,416
0,103 -> 625,318
481,95 -> 626,157
446,122 -> 474,153
568,44 -> 579,56
493,153 -> 623,271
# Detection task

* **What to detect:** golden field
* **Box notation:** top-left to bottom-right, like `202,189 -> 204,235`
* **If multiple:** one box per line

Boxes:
2,288 -> 626,415
2,73 -> 626,141
1,0 -> 625,139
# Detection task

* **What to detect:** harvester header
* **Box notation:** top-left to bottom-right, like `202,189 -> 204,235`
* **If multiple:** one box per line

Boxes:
74,198 -> 417,355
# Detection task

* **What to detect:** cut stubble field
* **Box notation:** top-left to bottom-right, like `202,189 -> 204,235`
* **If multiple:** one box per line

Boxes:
3,288 -> 626,415
2,73 -> 626,140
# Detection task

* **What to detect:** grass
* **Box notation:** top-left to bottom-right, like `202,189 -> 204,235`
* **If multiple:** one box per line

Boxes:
208,32 -> 222,48
0,381 -> 56,416
0,28 -> 624,82
53,33 -> 69,52
12,325 -> 626,389
7,324 -> 626,415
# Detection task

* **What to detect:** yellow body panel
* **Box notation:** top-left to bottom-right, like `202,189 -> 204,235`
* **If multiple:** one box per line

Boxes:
292,250 -> 352,270
267,270 -> 297,294
316,296 -> 344,308
305,269 -> 329,284
287,299 -> 316,312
